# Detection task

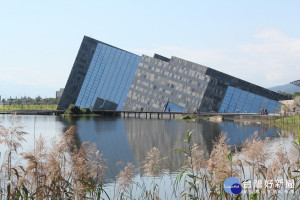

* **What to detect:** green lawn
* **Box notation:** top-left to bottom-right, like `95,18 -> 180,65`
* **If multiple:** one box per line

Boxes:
0,104 -> 57,111
275,115 -> 300,125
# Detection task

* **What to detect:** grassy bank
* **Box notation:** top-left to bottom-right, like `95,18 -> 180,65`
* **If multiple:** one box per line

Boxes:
0,104 -> 57,111
272,115 -> 300,126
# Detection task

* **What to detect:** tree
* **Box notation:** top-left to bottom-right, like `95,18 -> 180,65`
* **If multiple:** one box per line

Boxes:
16,99 -> 22,105
35,95 -> 42,102
278,91 -> 292,99
292,92 -> 300,99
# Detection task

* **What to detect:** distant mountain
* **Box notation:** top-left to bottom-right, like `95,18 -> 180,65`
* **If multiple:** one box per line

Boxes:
269,83 -> 300,94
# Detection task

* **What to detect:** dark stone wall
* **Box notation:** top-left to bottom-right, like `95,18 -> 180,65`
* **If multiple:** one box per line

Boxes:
58,36 -> 98,110
153,54 -> 170,62
198,77 -> 228,112
205,68 -> 287,101
93,97 -> 118,110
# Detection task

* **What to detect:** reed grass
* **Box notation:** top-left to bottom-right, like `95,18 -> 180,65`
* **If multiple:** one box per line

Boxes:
0,119 -> 299,199
0,124 -> 108,199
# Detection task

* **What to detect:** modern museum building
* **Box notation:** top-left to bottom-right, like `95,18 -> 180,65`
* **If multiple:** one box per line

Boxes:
58,36 -> 286,113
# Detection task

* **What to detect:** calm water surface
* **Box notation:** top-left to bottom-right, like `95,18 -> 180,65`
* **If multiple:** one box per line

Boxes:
1,114 -> 291,181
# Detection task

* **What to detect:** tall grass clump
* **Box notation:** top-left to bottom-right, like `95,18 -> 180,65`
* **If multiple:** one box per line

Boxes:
112,147 -> 166,199
115,162 -> 135,199
0,123 -> 108,199
141,147 -> 165,199
143,147 -> 165,177
0,117 -> 28,199
174,130 -> 210,199
173,130 -> 300,199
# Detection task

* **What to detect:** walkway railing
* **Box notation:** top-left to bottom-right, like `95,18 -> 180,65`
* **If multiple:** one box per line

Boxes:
93,110 -> 186,119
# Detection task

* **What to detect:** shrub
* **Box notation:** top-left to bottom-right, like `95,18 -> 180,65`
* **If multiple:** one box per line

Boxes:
80,108 -> 93,114
64,104 -> 82,114
64,105 -> 94,115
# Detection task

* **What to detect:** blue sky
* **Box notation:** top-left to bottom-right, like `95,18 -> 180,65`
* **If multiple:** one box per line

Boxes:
1,1 -> 300,98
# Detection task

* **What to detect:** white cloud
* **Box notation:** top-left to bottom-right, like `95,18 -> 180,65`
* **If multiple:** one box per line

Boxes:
238,29 -> 300,85
133,29 -> 300,88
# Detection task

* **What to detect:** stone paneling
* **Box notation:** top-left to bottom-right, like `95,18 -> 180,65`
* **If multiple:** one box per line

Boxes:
123,56 -> 211,112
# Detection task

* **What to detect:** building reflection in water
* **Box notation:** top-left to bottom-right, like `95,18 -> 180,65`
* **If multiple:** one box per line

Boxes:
60,116 -> 279,180
220,122 -> 279,147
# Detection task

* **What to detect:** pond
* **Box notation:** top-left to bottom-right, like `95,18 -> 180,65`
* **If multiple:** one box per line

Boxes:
0,114 -> 297,199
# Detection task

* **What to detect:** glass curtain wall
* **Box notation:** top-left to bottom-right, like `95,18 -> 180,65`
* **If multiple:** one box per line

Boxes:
75,42 -> 141,110
219,86 -> 281,113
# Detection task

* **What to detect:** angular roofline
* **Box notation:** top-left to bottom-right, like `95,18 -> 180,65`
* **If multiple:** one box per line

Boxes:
83,36 -> 140,57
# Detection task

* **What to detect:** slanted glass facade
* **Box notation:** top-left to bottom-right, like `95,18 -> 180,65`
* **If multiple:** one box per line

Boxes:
59,36 -> 286,112
219,86 -> 281,113
75,42 -> 140,110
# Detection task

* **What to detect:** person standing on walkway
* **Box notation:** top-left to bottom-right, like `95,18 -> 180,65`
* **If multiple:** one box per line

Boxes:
265,108 -> 268,115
